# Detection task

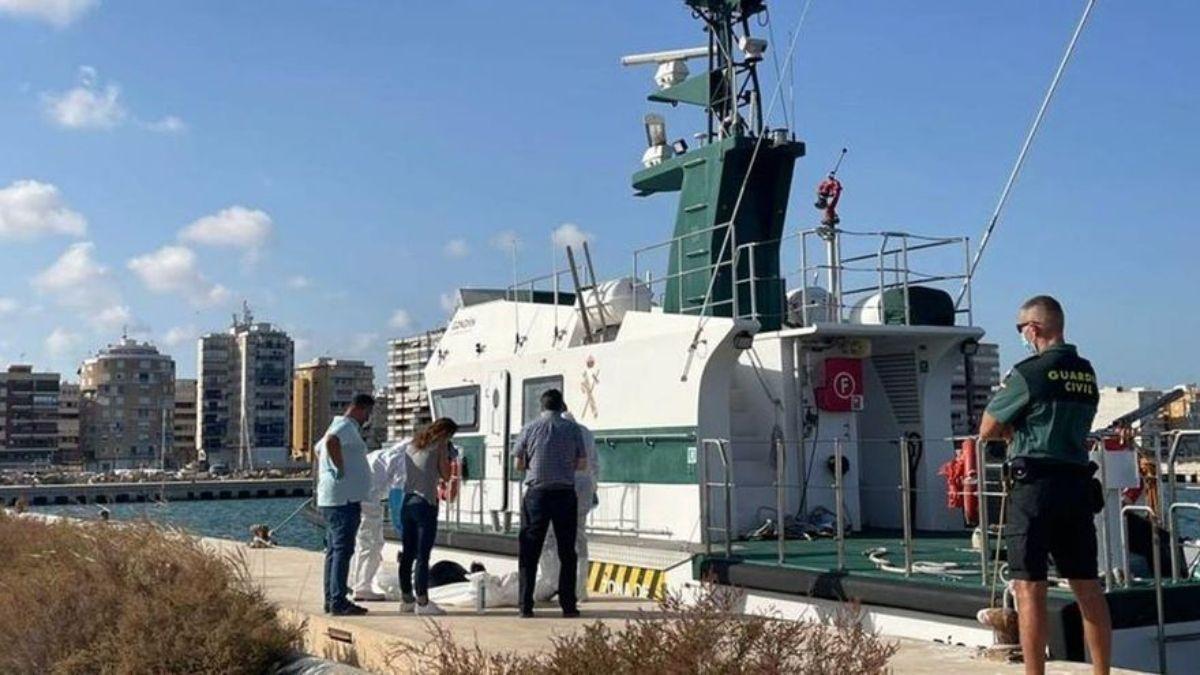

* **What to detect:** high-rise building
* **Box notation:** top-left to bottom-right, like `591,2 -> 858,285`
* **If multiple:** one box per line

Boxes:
80,338 -> 176,471
387,328 -> 444,442
197,304 -> 294,468
173,378 -> 197,466
0,365 -> 61,469
58,382 -> 82,465
292,358 -> 375,461
368,387 -> 389,449
950,342 -> 1001,436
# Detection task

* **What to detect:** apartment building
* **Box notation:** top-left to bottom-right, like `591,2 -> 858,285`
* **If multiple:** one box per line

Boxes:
79,339 -> 176,471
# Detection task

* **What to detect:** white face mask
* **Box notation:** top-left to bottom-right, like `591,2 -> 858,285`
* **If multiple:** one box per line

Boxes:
1020,328 -> 1038,355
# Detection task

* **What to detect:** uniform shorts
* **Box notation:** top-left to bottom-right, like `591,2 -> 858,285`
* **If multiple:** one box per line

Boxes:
1004,471 -> 1098,582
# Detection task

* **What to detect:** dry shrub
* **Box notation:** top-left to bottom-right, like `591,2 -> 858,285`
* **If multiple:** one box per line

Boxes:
0,511 -> 302,674
390,583 -> 897,675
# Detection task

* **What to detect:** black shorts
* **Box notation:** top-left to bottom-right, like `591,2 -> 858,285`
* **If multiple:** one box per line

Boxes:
1004,471 -> 1098,582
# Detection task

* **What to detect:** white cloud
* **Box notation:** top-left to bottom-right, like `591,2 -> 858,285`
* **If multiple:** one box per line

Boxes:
42,66 -> 126,130
179,205 -> 273,263
490,229 -> 521,253
32,242 -> 134,332
439,292 -> 459,314
388,309 -> 413,331
443,238 -> 469,259
0,179 -> 87,240
162,325 -> 197,348
145,115 -> 186,134
45,327 -> 81,359
349,332 -> 379,355
286,275 -> 311,289
551,222 -> 593,249
127,244 -> 230,307
92,304 -> 133,332
0,0 -> 98,28
0,297 -> 17,315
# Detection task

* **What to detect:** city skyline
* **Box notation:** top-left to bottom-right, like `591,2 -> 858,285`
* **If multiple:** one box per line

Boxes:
1,2 -> 1197,387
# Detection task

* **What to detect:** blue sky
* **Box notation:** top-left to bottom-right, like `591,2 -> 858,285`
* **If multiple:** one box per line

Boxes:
0,0 -> 1196,387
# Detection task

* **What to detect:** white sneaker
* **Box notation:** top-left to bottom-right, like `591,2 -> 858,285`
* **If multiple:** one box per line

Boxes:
414,600 -> 446,616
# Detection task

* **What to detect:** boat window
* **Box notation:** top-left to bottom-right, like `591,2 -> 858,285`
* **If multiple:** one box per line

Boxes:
430,386 -> 479,432
521,375 -> 564,426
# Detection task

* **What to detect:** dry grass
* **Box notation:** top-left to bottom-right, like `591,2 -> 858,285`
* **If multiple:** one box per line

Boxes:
0,511 -> 302,674
389,583 -> 898,675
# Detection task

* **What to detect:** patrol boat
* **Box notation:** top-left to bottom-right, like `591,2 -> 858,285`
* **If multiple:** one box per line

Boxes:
399,2 -> 1200,670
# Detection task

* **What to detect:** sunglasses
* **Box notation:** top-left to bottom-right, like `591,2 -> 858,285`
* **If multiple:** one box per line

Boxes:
1015,321 -> 1041,334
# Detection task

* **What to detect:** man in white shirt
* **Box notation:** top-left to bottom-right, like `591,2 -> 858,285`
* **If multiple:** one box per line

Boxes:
350,439 -> 408,601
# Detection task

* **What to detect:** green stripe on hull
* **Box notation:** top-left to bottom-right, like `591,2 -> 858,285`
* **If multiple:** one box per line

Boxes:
455,426 -> 698,485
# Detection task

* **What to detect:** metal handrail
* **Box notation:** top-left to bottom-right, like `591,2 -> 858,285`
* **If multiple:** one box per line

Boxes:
699,438 -> 733,559
1168,503 -> 1200,583
899,435 -> 914,577
1165,430 -> 1200,527
1120,504 -> 1167,674
774,436 -> 786,565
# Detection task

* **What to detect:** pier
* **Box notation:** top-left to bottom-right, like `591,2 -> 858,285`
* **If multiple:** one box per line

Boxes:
206,538 -> 1117,674
0,477 -> 312,507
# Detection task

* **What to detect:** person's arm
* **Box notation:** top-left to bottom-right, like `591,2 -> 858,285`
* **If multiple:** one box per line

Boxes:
979,370 -> 1030,442
438,442 -> 452,482
574,426 -> 587,471
514,430 -> 528,471
326,435 -> 344,479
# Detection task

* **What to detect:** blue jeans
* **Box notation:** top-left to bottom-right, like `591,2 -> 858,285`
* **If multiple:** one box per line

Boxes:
398,494 -> 439,600
321,502 -> 362,612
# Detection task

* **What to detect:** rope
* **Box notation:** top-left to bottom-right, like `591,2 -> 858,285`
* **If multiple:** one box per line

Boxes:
268,496 -> 314,538
956,0 -> 1099,308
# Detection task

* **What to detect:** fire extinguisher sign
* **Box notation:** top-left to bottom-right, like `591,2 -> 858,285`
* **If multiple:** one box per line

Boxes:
818,358 -> 864,412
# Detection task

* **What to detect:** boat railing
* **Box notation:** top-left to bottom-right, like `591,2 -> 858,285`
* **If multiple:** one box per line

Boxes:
630,222 -> 975,327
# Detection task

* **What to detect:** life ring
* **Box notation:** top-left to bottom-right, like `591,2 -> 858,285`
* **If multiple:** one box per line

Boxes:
963,438 -> 980,526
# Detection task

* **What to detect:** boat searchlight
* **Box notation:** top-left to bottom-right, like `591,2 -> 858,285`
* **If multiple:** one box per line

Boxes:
642,113 -> 673,168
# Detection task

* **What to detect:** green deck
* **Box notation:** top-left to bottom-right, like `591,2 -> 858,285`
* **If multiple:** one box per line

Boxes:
707,530 -> 1071,597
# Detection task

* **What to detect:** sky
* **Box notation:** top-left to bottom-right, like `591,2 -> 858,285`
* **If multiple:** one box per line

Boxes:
0,0 -> 1196,388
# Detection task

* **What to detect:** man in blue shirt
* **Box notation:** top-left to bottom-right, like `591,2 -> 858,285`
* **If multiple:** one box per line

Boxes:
316,393 -> 375,616
515,388 -> 587,618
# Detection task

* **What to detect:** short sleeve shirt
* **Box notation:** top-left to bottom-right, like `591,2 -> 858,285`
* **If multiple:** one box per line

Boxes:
316,416 -> 372,506
515,412 -> 586,490
984,344 -> 1099,466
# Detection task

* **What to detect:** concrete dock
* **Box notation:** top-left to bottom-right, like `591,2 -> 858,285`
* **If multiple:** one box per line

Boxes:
210,538 -> 1119,674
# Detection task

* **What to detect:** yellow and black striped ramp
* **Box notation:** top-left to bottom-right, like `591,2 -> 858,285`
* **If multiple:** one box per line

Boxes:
587,561 -> 667,600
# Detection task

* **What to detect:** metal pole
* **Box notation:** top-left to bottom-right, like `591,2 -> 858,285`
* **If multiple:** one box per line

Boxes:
901,238 -> 912,325
1149,508 -> 1167,674
1096,439 -> 1113,590
899,435 -> 914,577
700,439 -> 712,557
776,436 -> 786,565
976,436 -> 991,587
834,437 -> 846,571
800,234 -> 810,325
721,440 -> 733,560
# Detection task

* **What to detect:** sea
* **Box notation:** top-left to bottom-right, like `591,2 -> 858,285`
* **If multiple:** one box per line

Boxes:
32,497 -> 327,551
30,493 -> 1200,554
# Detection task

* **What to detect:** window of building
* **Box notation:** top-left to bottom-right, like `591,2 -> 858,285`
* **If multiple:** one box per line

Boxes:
430,386 -> 479,432
521,375 -> 564,426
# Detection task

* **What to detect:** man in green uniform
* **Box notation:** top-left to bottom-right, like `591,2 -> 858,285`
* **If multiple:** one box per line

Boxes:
980,295 -> 1111,675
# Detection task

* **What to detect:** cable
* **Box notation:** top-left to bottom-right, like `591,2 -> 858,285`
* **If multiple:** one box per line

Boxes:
956,0 -> 1099,308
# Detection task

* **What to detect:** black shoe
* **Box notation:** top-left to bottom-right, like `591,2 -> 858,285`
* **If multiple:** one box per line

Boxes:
519,609 -> 535,618
562,609 -> 581,619
331,603 -> 369,616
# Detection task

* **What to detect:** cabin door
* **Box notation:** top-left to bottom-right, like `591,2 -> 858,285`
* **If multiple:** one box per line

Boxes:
484,370 -> 514,530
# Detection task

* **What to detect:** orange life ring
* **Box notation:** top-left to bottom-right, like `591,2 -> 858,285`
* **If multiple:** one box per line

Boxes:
962,438 -> 980,526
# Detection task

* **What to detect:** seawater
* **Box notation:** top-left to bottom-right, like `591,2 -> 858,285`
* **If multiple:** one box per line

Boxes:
32,497 -> 326,551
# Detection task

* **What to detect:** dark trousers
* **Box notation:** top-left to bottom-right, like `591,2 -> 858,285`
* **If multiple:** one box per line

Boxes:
519,488 -> 578,613
398,494 -> 439,600
321,502 -> 362,612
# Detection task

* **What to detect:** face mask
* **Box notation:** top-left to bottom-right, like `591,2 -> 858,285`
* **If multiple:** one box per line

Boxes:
1020,333 -> 1037,355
